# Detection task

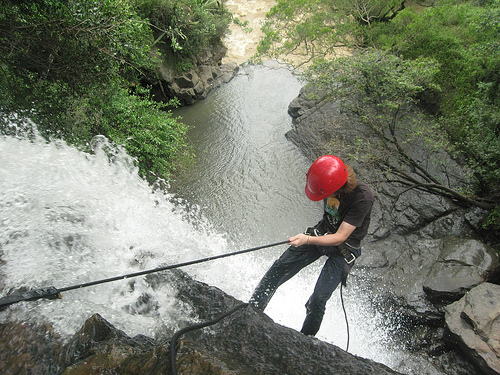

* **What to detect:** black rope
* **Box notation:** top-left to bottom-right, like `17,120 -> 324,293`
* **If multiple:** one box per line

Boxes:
58,240 -> 289,293
169,302 -> 248,375
0,240 -> 290,309
340,284 -> 350,352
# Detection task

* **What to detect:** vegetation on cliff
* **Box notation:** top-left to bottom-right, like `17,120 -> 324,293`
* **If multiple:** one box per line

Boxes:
0,0 -> 231,181
257,0 -> 500,241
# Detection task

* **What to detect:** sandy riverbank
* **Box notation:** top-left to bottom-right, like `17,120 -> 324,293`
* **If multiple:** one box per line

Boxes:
221,0 -> 351,66
221,0 -> 275,65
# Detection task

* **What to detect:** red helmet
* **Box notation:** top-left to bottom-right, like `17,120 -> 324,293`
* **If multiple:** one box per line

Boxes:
305,155 -> 348,201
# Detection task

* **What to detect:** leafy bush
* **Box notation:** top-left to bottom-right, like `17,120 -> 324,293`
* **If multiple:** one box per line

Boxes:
0,0 -> 155,95
372,1 -> 500,198
56,83 -> 192,181
136,0 -> 231,71
256,0 -> 408,63
0,0 -> 230,181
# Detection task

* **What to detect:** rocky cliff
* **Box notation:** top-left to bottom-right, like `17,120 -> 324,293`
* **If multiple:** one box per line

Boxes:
145,45 -> 239,106
0,269 -> 403,375
286,85 -> 500,375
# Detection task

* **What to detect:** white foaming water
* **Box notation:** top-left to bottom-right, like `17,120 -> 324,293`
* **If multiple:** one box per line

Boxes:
0,133 -> 227,338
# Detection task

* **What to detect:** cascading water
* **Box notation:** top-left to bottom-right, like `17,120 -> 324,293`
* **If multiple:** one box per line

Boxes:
0,131 -> 216,339
0,64 -> 446,375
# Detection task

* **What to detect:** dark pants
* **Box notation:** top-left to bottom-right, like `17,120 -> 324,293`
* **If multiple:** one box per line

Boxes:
249,244 -> 360,336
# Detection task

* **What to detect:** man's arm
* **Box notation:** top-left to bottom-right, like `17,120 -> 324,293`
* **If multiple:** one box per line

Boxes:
288,221 -> 356,247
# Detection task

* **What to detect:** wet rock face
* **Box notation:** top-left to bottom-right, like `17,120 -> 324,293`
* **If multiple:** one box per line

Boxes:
0,270 -> 404,375
423,238 -> 500,306
0,320 -> 64,375
163,270 -> 402,374
147,45 -> 240,106
163,63 -> 239,106
190,306 -> 401,375
445,283 -> 500,375
61,313 -> 171,375
285,84 -> 500,375
357,237 -> 499,317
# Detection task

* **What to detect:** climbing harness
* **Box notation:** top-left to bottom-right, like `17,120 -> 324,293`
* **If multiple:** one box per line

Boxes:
0,240 -> 289,310
340,247 -> 356,265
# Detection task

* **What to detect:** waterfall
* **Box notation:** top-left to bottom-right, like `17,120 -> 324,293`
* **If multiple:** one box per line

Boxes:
0,131 -> 230,339
0,65 -> 448,375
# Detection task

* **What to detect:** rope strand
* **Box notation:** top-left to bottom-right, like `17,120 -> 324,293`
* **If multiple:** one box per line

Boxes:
0,240 -> 290,309
170,303 -> 249,375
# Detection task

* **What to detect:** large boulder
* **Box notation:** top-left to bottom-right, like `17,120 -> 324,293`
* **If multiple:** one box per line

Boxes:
356,237 -> 499,321
147,45 -> 240,106
424,238 -> 499,306
445,282 -> 500,375
164,63 -> 239,105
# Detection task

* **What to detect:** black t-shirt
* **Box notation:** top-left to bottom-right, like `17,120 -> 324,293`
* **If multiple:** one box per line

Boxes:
322,181 -> 374,247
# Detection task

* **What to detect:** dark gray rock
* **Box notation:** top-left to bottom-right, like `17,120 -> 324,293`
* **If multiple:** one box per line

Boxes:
0,319 -> 65,375
423,238 -> 499,306
142,43 -> 240,106
0,270 -> 404,375
285,83 -> 500,375
165,269 -> 403,375
157,60 -> 239,106
193,306 -> 401,375
445,282 -> 500,375
356,237 -> 499,317
166,63 -> 240,105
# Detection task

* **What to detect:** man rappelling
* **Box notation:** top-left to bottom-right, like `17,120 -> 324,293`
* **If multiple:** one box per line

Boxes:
249,155 -> 374,336
0,154 -> 373,341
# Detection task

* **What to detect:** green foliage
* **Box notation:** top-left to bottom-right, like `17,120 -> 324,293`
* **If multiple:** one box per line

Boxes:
481,204 -> 500,244
136,0 -> 231,71
256,0 -> 407,61
99,86 -> 192,180
0,0 -> 156,124
0,0 -> 155,94
373,3 -> 492,108
257,0 -> 361,61
310,51 -> 428,144
42,80 -> 191,180
304,49 -> 440,110
448,82 -> 500,195
304,49 -> 442,159
371,1 -> 500,198
233,16 -> 253,33
0,0 -> 230,181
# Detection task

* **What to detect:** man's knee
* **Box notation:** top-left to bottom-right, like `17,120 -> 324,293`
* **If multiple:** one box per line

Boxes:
305,294 -> 327,316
